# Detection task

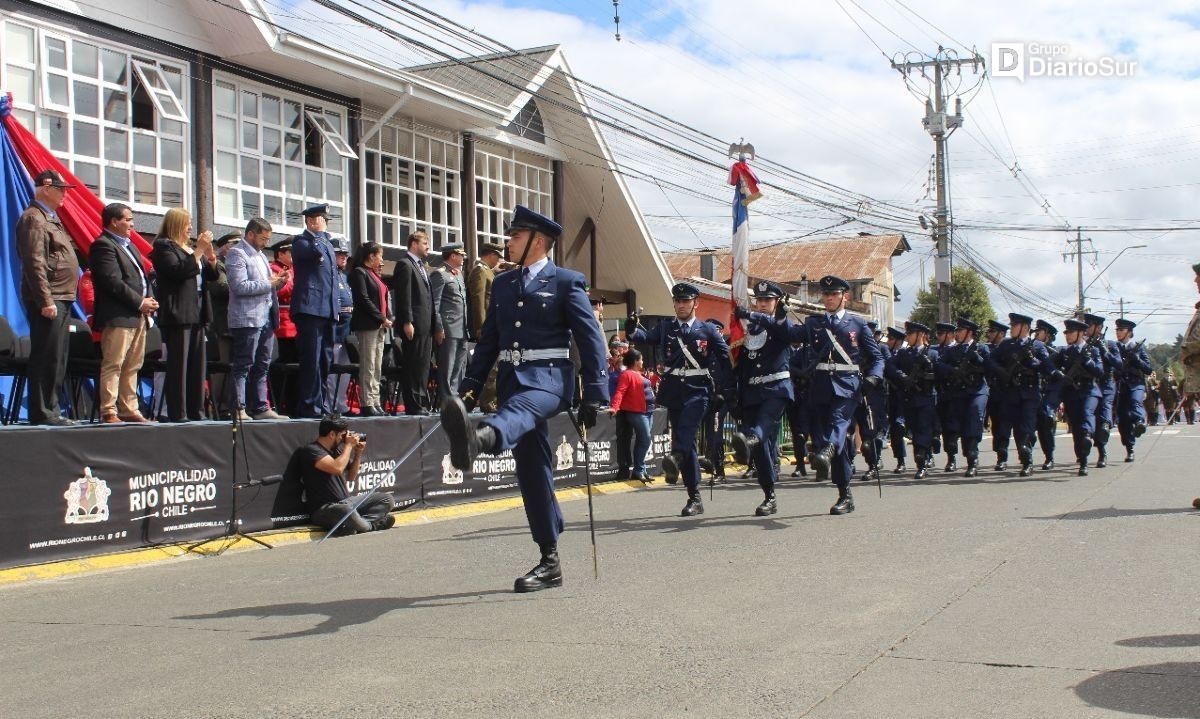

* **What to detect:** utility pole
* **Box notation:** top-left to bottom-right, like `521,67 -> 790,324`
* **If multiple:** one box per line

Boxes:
893,48 -> 984,323
1119,297 -> 1125,319
1063,228 -> 1097,315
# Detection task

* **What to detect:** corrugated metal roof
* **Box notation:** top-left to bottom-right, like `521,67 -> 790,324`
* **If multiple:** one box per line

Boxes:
663,234 -> 909,286
407,46 -> 560,110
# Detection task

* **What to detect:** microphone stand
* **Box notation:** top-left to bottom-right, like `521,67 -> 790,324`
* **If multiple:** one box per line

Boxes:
187,407 -> 274,554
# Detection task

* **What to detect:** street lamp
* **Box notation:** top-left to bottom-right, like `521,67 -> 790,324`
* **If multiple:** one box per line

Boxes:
1079,244 -> 1147,313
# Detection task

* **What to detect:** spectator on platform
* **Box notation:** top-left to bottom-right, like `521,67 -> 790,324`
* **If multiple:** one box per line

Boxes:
150,208 -> 219,422
269,238 -> 297,415
91,202 -> 157,424
207,232 -> 240,419
430,243 -> 468,404
227,218 -> 287,421
467,241 -> 504,413
294,415 -> 394,535
15,170 -> 80,426
390,230 -> 440,415
324,235 -> 354,415
608,348 -> 655,482
349,241 -> 391,417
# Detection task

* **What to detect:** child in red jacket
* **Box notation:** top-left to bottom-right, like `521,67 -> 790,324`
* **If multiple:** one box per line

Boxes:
608,349 -> 655,482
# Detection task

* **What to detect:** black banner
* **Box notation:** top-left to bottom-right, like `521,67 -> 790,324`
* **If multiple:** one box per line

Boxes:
0,410 -> 668,569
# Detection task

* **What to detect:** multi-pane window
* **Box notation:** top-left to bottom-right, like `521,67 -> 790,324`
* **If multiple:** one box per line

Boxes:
362,120 -> 461,249
0,15 -> 189,210
212,74 -> 353,233
475,143 -> 553,247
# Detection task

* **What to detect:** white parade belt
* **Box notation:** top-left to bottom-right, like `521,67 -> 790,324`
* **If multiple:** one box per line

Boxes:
748,371 -> 791,385
663,367 -> 710,377
498,348 -> 570,365
814,362 -> 860,373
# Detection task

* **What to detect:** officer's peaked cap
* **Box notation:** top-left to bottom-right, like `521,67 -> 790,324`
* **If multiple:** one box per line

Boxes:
752,280 -> 785,299
819,275 -> 850,293
1064,318 -> 1089,332
671,282 -> 701,300
1115,317 -> 1137,330
505,205 -> 562,240
905,321 -> 931,335
957,317 -> 980,332
1008,312 -> 1034,326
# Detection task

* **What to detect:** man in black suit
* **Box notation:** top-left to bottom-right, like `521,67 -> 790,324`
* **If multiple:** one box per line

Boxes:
390,230 -> 442,415
90,203 -> 158,423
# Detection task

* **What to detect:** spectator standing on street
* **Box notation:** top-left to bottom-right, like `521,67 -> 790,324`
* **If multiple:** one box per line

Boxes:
349,242 -> 391,417
15,170 -> 80,426
608,348 -> 655,482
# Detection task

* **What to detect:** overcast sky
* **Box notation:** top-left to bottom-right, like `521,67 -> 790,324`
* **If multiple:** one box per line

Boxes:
287,0 -> 1200,343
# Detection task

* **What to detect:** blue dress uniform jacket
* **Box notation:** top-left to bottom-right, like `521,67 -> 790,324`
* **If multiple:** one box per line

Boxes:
736,312 -> 795,494
986,337 -> 1054,463
1037,343 -> 1065,463
936,341 -> 991,454
1055,342 -> 1104,462
1115,340 -> 1152,451
790,313 -> 884,487
892,345 -> 940,450
1091,338 -> 1125,451
854,342 -> 891,470
290,228 -> 339,416
628,316 -> 730,492
461,262 -> 608,546
333,270 -> 353,344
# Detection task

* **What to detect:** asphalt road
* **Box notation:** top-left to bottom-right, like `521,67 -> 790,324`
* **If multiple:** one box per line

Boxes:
3,426 -> 1199,719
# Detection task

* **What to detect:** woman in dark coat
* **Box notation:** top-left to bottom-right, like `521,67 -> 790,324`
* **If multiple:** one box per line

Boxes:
150,208 -> 219,422
349,242 -> 392,416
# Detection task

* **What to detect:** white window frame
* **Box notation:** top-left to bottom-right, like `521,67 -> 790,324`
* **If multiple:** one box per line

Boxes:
38,29 -> 71,113
474,142 -> 553,248
305,110 -> 355,159
362,118 -> 462,250
131,60 -> 188,124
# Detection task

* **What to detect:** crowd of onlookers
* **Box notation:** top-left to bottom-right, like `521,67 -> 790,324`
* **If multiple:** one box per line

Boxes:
12,168 -> 511,426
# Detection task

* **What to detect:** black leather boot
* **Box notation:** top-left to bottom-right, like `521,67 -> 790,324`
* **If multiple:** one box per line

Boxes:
755,492 -> 777,516
732,432 -> 759,466
811,444 -> 835,481
1077,461 -> 1089,477
442,397 -> 495,470
994,450 -> 1008,472
914,449 -> 928,480
1125,448 -> 1135,463
1095,449 -> 1108,468
1042,457 -> 1055,470
830,485 -> 855,515
681,492 -> 704,517
792,458 -> 807,477
1133,421 -> 1147,438
514,543 -> 562,593
663,453 -> 682,485
893,460 -> 907,474
965,452 -> 978,477
944,456 -> 958,472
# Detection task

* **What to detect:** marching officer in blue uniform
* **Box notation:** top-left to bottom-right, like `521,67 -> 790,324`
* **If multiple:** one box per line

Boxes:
933,322 -> 959,471
702,317 -> 730,482
787,338 -> 812,478
854,321 -> 890,482
1054,318 -> 1104,475
1033,319 -> 1063,469
891,322 -> 939,479
983,319 -> 1010,469
1113,317 -> 1152,461
1082,313 -> 1124,468
987,312 -> 1057,477
289,203 -> 339,417
730,280 -> 795,516
441,206 -> 608,593
626,282 -> 731,516
884,326 -> 909,473
789,275 -> 884,514
936,317 -> 990,477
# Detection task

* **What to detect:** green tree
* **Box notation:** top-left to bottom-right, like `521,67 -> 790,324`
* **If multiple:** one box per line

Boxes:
908,266 -> 996,328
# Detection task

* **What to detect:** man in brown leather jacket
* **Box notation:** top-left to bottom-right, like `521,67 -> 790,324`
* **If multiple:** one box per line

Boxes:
15,170 -> 79,426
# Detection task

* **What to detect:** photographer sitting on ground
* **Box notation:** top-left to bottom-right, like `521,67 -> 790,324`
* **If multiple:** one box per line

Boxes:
297,415 -> 395,535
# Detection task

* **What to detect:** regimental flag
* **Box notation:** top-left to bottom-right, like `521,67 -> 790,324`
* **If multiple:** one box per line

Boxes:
728,160 -> 762,363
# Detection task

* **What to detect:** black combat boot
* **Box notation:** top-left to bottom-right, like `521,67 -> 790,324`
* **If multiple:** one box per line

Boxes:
944,455 -> 958,472
514,542 -> 562,593
442,397 -> 496,470
755,492 -> 777,517
681,492 -> 704,517
663,453 -> 682,485
1125,448 -> 1135,463
914,449 -> 928,480
732,432 -> 759,466
1017,445 -> 1033,476
893,459 -> 907,474
1077,461 -> 1089,477
1133,421 -> 1147,438
1042,457 -> 1055,471
810,444 -> 835,481
964,451 -> 978,477
830,485 -> 855,515
1095,449 -> 1108,468
792,458 -> 808,477
994,450 -> 1008,472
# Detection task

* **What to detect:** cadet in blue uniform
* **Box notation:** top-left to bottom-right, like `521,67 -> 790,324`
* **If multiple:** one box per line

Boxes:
936,317 -> 990,477
1054,319 -> 1104,475
702,317 -> 730,481
1082,313 -> 1124,468
1113,318 -> 1152,461
987,313 -> 1058,477
441,206 -> 607,593
933,322 -> 959,471
884,326 -> 909,473
789,275 -> 884,514
627,283 -> 731,516
1033,319 -> 1064,470
289,203 -> 340,417
787,338 -> 812,478
891,322 -> 939,479
731,281 -> 795,516
983,319 -> 1010,469
854,321 -> 889,482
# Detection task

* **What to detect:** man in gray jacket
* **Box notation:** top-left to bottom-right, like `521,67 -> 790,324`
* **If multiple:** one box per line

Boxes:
226,217 -> 289,420
430,244 -> 468,403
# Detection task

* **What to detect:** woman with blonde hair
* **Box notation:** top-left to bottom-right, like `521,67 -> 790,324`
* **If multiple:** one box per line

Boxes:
150,208 -> 218,422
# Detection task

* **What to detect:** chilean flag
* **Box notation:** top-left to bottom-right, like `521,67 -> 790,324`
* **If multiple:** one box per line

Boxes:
727,160 -> 761,363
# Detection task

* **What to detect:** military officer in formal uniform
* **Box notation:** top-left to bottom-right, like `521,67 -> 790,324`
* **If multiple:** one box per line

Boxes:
891,322 -> 939,479
788,275 -> 884,514
289,203 -> 340,417
854,321 -> 889,482
702,317 -> 730,482
884,326 -> 909,473
987,312 -> 1057,477
1113,318 -> 1152,461
932,322 -> 959,471
1081,313 -> 1124,468
441,206 -> 607,593
983,319 -> 1010,468
935,317 -> 990,477
730,281 -> 795,516
1033,319 -> 1063,470
1054,318 -> 1104,475
626,282 -> 731,516
786,336 -> 812,478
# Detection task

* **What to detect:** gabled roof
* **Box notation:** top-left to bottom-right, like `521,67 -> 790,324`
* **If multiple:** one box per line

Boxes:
407,46 -> 561,114
663,234 -> 910,287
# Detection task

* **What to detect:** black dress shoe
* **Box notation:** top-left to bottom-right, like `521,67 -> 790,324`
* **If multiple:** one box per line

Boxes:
1019,464 -> 1033,477
810,445 -> 835,481
792,461 -> 807,477
698,457 -> 714,474
514,546 -> 562,593
965,464 -> 978,478
914,466 -> 927,480
1078,463 -> 1089,476
359,406 -> 380,417
944,458 -> 958,472
1124,451 -> 1135,463
681,494 -> 704,517
994,461 -> 1008,472
1095,453 -> 1108,469
830,486 -> 855,515
1042,459 -> 1055,470
662,455 -> 680,485
38,416 -> 78,427
755,494 -> 777,516
441,397 -> 494,470
616,468 -> 632,481
631,472 -> 650,483
1133,421 -> 1147,437
893,462 -> 907,474
731,432 -> 759,465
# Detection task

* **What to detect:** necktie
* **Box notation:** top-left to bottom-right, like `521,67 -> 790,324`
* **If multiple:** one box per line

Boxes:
828,314 -> 838,326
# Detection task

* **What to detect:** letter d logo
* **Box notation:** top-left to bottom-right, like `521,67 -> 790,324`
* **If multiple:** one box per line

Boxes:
991,43 -> 1025,82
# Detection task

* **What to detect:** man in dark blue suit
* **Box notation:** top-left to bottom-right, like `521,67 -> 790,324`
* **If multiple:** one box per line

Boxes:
441,206 -> 608,593
626,282 -> 731,517
289,204 -> 339,417
1113,317 -> 1152,461
790,275 -> 884,514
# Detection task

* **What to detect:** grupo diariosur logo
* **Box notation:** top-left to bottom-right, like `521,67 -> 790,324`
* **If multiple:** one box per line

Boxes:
991,43 -> 1138,82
